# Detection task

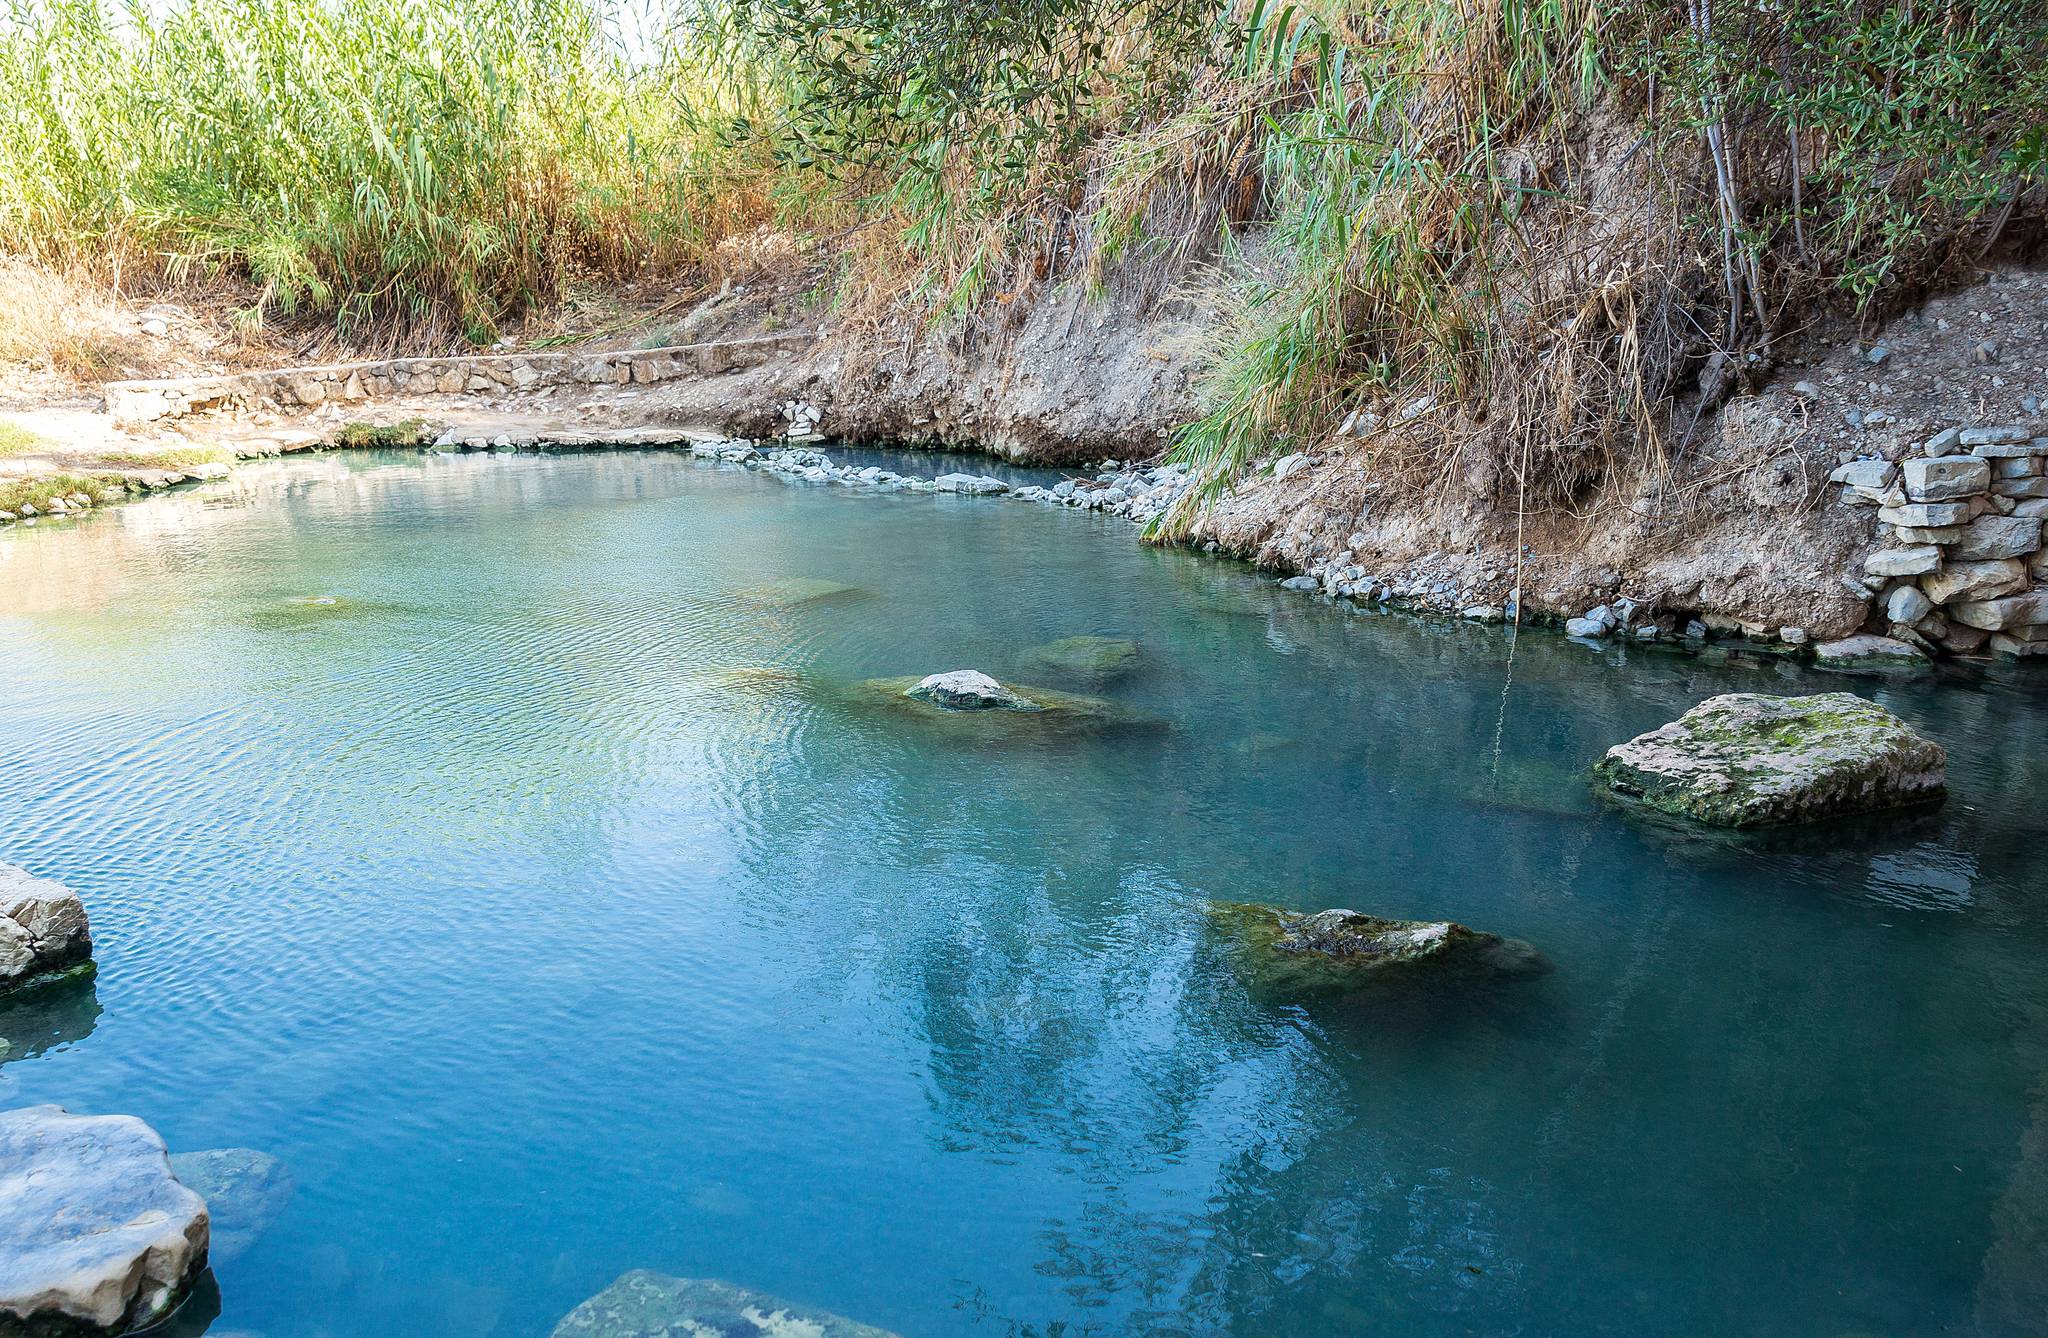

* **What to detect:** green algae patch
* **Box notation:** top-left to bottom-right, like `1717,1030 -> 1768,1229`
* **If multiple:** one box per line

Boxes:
0,957 -> 96,1004
1209,900 -> 1547,997
1593,692 -> 1946,828
1014,635 -> 1142,686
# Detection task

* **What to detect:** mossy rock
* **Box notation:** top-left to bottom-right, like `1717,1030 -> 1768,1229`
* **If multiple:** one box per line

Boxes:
1014,635 -> 1142,686
737,577 -> 862,608
850,675 -> 1160,738
1210,900 -> 1547,996
1593,692 -> 1945,828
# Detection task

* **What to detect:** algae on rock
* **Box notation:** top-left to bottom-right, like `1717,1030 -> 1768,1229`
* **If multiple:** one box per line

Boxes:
1593,692 -> 1945,827
1210,901 -> 1547,995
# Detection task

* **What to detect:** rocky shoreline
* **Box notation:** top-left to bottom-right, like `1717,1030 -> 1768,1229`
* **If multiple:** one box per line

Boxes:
8,420 -> 2048,679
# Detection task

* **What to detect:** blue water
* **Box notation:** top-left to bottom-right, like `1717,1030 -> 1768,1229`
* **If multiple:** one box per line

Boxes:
1,448 -> 2044,1337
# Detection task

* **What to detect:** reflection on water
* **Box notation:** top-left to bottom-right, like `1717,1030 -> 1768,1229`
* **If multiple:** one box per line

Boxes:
0,978 -> 100,1068
0,450 -> 2045,1337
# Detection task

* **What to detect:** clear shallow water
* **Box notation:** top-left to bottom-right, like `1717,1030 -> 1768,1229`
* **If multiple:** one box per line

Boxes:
0,448 -> 2044,1338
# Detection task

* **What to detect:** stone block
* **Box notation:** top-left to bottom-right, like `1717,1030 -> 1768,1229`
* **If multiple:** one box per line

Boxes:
1893,523 -> 1969,544
1948,514 -> 2044,560
1879,502 -> 1972,528
1994,478 -> 2048,499
1960,425 -> 2031,447
1831,459 -> 1895,489
1865,546 -> 1941,577
1924,427 -> 1962,456
1903,455 -> 1990,501
1970,438 -> 2048,458
1922,559 -> 2028,605
1950,590 -> 2048,631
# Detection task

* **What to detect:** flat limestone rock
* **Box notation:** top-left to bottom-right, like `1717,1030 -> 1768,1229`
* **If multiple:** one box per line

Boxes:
551,1271 -> 900,1338
1593,692 -> 1946,827
0,863 -> 93,999
167,1148 -> 292,1264
1211,901 -> 1546,994
737,578 -> 861,608
0,1106 -> 211,1335
1015,635 -> 1142,686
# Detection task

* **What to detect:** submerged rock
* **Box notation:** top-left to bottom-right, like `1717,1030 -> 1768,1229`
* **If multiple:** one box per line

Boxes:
904,669 -> 1038,711
854,675 -> 1157,737
1594,692 -> 1946,827
551,1271 -> 899,1338
737,578 -> 862,608
1211,901 -> 1546,994
1015,635 -> 1141,686
1,863 -> 93,999
167,1148 -> 293,1264
0,1105 -> 211,1335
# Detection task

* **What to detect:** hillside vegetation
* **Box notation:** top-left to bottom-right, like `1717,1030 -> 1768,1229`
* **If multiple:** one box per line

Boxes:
1,0 -> 2042,507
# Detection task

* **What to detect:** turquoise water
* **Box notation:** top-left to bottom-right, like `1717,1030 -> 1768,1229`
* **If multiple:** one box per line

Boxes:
1,448 -> 2044,1337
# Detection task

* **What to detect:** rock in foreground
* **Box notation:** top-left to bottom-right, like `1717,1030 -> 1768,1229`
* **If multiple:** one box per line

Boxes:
1211,901 -> 1546,994
0,1106 -> 210,1335
904,669 -> 1038,711
1,862 -> 93,999
1594,692 -> 1945,827
552,1271 -> 900,1338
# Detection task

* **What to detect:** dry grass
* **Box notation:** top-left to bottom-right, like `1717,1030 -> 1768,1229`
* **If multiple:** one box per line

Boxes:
0,260 -> 153,383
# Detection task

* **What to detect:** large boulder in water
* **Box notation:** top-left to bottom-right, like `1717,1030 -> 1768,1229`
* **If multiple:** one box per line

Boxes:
1,863 -> 93,999
551,1271 -> 900,1338
1593,692 -> 1945,827
167,1148 -> 293,1264
0,1105 -> 211,1335
1211,901 -> 1546,994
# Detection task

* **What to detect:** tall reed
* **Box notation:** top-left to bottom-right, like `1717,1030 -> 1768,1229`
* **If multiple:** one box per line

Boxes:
0,0 -> 794,339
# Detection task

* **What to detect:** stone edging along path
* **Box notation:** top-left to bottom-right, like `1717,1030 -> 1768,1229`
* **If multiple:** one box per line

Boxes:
100,331 -> 822,427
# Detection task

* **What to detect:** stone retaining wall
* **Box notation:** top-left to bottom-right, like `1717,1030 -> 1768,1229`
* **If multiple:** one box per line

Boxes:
102,332 -> 821,427
1837,424 -> 2048,658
